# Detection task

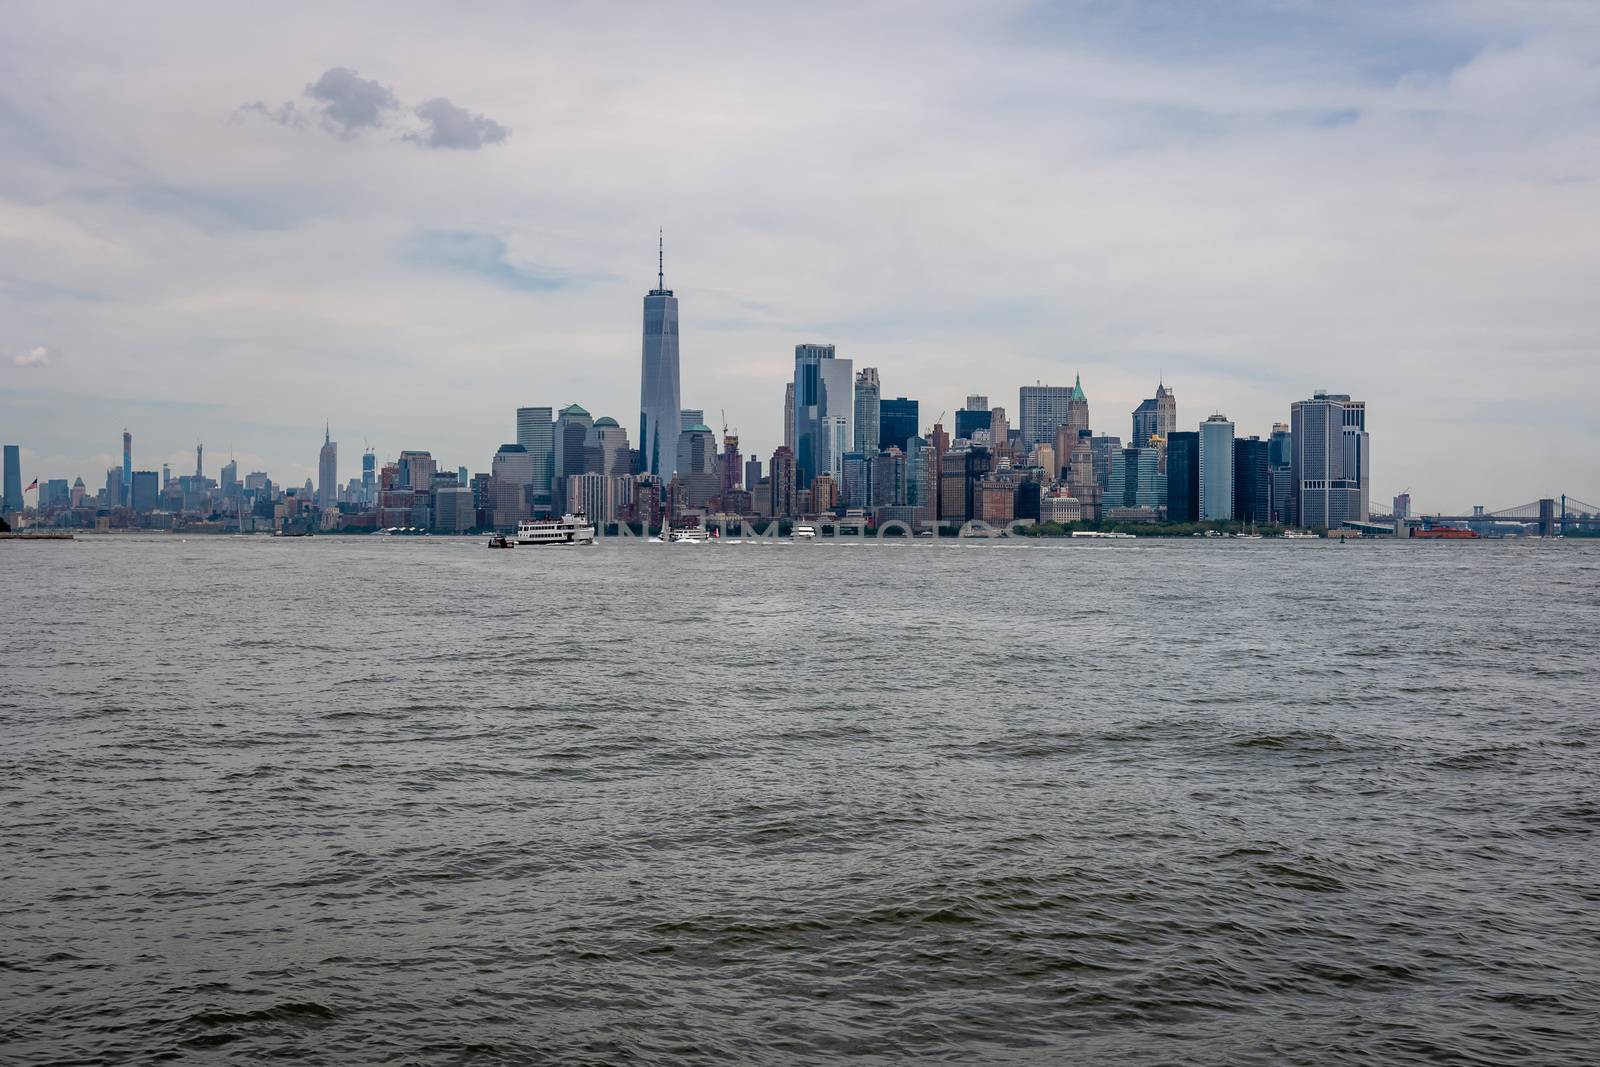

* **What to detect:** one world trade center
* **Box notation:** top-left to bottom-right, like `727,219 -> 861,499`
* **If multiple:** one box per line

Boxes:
639,233 -> 681,478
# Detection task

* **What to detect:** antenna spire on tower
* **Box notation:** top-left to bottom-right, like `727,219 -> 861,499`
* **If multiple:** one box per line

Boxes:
657,228 -> 664,291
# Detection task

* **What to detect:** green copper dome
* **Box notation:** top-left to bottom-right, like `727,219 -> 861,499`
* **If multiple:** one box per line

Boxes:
593,416 -> 619,428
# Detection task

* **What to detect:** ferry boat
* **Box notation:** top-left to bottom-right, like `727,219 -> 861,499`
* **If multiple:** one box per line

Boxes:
495,512 -> 596,546
666,527 -> 709,544
1072,530 -> 1135,539
793,525 -> 817,540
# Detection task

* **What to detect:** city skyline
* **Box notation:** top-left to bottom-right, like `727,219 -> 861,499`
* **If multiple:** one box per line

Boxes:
5,4 -> 1600,511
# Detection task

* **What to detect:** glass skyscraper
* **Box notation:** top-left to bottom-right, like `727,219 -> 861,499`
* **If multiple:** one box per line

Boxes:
792,343 -> 852,488
516,406 -> 555,514
2,444 -> 20,515
1198,415 -> 1235,521
878,397 -> 919,452
1166,431 -> 1199,522
638,237 -> 681,478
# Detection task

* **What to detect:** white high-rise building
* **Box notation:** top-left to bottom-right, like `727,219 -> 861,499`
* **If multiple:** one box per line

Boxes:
1198,415 -> 1235,522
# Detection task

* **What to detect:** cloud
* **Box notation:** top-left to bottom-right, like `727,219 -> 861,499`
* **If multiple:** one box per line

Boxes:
13,346 -> 54,367
304,67 -> 400,138
407,97 -> 511,150
237,69 -> 509,149
407,230 -> 564,290
234,99 -> 306,128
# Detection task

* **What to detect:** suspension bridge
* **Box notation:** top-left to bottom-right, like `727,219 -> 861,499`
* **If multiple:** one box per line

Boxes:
1402,495 -> 1600,537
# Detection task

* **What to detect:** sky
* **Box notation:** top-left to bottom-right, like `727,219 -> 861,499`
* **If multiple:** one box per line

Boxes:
2,0 -> 1598,512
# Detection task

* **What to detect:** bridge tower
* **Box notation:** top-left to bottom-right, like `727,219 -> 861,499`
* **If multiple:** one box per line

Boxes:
1539,498 -> 1555,538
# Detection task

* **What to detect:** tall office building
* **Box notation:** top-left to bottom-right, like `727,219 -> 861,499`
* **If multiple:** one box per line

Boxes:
554,404 -> 594,512
721,434 -> 742,495
1105,447 -> 1164,510
989,407 -> 1010,459
769,445 -> 797,518
130,470 -> 159,514
1064,376 -> 1090,439
791,343 -> 853,488
1131,381 -> 1177,448
1090,434 -> 1122,491
954,394 -> 991,441
878,397 -> 918,452
1233,436 -> 1269,524
1198,415 -> 1235,521
1341,398 -> 1370,522
122,430 -> 132,503
1267,422 -> 1293,525
853,368 -> 880,456
3,444 -> 21,515
361,451 -> 376,507
1018,384 -> 1076,448
745,456 -> 762,492
638,234 -> 681,478
870,447 -> 907,509
1166,431 -> 1200,522
841,452 -> 870,509
679,409 -> 704,432
783,383 -> 795,454
591,418 -> 631,477
516,406 -> 556,514
490,443 -> 534,529
819,415 -> 849,483
676,421 -> 718,508
318,425 -> 337,510
1291,391 -> 1366,529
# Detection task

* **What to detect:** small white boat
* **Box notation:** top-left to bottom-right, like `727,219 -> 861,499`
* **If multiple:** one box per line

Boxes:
793,525 -> 817,540
509,512 -> 596,546
1072,530 -> 1135,539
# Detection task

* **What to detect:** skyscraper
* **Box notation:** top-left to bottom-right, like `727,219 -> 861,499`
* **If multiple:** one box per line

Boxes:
1198,415 -> 1235,521
1291,391 -> 1366,528
721,433 -> 742,495
679,409 -> 704,432
592,418 -> 631,478
1166,431 -> 1200,522
783,383 -> 795,454
819,415 -> 849,484
361,450 -> 376,507
1233,436 -> 1269,525
122,430 -> 132,503
638,233 -> 681,478
4,444 -> 22,515
1131,381 -> 1177,448
676,421 -> 718,508
878,397 -> 919,452
318,425 -> 337,510
490,443 -> 533,529
769,445 -> 797,518
954,403 -> 991,442
554,404 -> 593,512
517,406 -> 556,514
130,470 -> 159,514
792,343 -> 853,488
1019,384 -> 1076,448
853,368 -> 880,456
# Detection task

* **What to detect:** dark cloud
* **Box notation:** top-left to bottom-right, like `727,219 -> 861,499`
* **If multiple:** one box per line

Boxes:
237,70 -> 509,150
406,98 -> 511,150
304,67 -> 400,138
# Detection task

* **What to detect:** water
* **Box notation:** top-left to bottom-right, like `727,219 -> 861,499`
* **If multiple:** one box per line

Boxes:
3,536 -> 1598,1065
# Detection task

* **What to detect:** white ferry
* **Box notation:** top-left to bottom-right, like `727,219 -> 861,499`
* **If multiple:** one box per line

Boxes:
490,512 -> 596,547
793,525 -> 817,540
1071,530 -> 1135,539
666,527 -> 709,544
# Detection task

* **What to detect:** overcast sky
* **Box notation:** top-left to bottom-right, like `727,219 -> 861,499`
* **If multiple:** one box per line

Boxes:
3,1 -> 1598,511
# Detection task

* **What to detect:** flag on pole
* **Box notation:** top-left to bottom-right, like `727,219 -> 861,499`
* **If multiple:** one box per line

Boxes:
25,479 -> 37,491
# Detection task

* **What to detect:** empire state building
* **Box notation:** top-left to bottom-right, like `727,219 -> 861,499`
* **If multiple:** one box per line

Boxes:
638,233 -> 681,478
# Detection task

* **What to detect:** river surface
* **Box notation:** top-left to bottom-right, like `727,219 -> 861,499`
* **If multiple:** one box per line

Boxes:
3,535 -> 1598,1065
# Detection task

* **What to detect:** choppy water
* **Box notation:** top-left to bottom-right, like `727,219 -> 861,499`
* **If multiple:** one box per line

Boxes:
3,535 -> 1598,1065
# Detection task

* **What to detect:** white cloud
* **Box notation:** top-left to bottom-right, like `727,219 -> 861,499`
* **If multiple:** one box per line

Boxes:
13,346 -> 54,367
